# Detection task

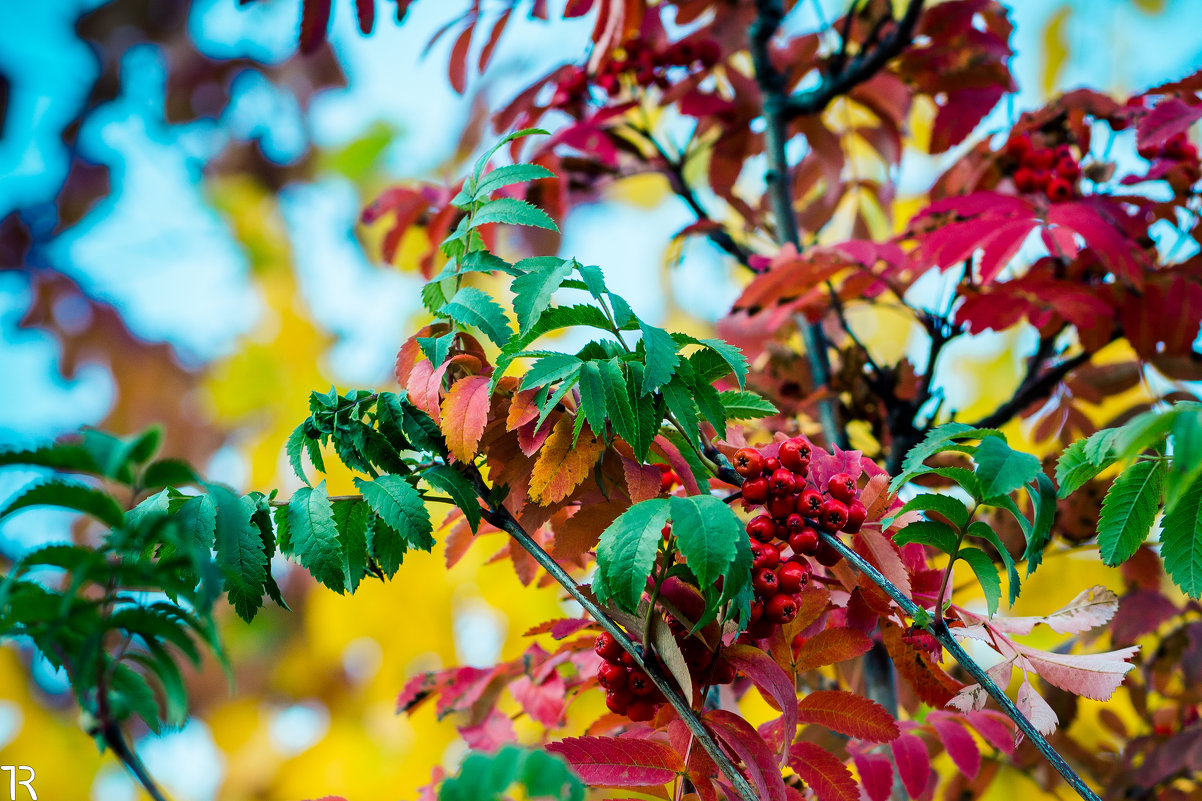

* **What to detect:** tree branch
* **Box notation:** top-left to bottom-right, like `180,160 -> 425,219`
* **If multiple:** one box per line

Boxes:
970,350 -> 1092,429
454,462 -> 760,801
784,0 -> 926,120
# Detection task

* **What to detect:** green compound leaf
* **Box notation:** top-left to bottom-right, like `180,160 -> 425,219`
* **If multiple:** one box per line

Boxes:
957,546 -> 1002,617
439,745 -> 584,801
473,163 -> 555,200
895,493 -> 970,532
669,494 -> 742,589
1161,469 -> 1202,598
973,436 -> 1041,500
422,465 -> 480,533
0,479 -> 125,529
285,481 -> 344,594
511,257 -> 575,336
209,483 -> 268,621
637,320 -> 680,395
442,287 -> 513,347
967,520 -> 1021,607
717,390 -> 778,421
1056,437 -> 1114,498
354,475 -> 434,552
472,197 -> 558,232
1097,460 -> 1166,567
594,498 -> 670,613
892,520 -> 959,554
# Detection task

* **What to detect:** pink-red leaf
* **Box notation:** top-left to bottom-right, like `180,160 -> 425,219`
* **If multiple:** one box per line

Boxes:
796,690 -> 900,743
707,710 -> 787,801
928,713 -> 980,778
448,24 -> 474,94
724,645 -> 798,761
890,733 -> 931,799
1137,97 -> 1202,150
852,751 -> 894,801
1016,678 -> 1058,737
298,0 -> 332,54
788,743 -> 859,801
965,710 -> 1016,756
545,736 -> 683,787
930,86 -> 1005,154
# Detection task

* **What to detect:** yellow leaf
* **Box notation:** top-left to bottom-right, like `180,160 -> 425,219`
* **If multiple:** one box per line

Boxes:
1041,6 -> 1072,98
528,415 -> 605,505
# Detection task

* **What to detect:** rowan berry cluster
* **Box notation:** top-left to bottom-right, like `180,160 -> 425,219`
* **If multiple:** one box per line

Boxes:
1003,134 -> 1080,203
1138,132 -> 1202,190
550,37 -> 721,108
733,438 -> 865,640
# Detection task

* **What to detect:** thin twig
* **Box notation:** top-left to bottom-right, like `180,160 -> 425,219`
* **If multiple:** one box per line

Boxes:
970,350 -> 1093,429
455,462 -> 760,801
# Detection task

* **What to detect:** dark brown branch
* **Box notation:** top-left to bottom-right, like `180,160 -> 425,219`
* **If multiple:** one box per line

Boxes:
971,350 -> 1092,429
455,462 -> 760,801
784,0 -> 925,120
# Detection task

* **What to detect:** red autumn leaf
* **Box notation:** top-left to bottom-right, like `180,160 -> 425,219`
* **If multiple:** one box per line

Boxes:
1045,201 -> 1145,287
507,388 -> 540,430
965,710 -> 1016,756
796,690 -> 900,743
552,499 -> 626,564
788,743 -> 859,801
706,710 -> 788,801
890,733 -> 931,799
724,645 -> 798,760
509,672 -> 567,727
852,528 -> 912,600
620,452 -> 662,503
793,627 -> 873,672
441,375 -> 491,462
545,736 -> 683,787
928,712 -> 980,778
522,617 -> 596,639
477,7 -> 512,73
881,621 -> 964,707
298,0 -> 332,54
667,719 -> 719,801
353,0 -> 375,34
459,707 -> 517,751
930,86 -> 1006,154
1119,274 -> 1202,358
1006,640 -> 1138,701
651,435 -> 701,495
852,751 -> 894,801
1137,97 -> 1202,150
448,24 -> 474,94
1110,589 -> 1179,644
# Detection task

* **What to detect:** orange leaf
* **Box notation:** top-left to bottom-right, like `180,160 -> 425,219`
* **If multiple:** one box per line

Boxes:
797,690 -> 900,742
529,416 -> 605,505
553,499 -> 627,564
620,452 -> 662,503
441,375 -> 491,462
507,388 -> 540,430
793,627 -> 873,672
881,620 -> 964,707
788,743 -> 859,801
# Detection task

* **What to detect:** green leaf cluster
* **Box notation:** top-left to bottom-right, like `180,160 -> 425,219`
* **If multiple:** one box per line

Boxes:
439,745 -> 584,801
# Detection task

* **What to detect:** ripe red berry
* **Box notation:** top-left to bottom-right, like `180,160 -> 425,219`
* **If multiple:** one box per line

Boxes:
784,513 -> 806,535
711,657 -> 736,684
763,456 -> 781,474
626,699 -> 657,722
778,438 -> 811,472
661,523 -> 672,541
606,688 -> 632,714
751,541 -> 781,570
1028,147 -> 1055,170
798,489 -> 824,517
1013,167 -> 1037,193
594,632 -> 623,661
788,526 -> 820,556
627,669 -> 653,696
765,593 -> 798,623
1004,134 -> 1032,161
733,447 -> 765,478
1054,157 -> 1080,180
1165,135 -> 1192,160
844,500 -> 867,533
815,541 -> 843,567
777,560 -> 810,593
1053,144 -> 1075,162
769,468 -> 797,495
741,476 -> 770,504
820,498 -> 849,532
1031,168 -> 1051,192
1047,178 -> 1073,202
620,650 -> 636,666
752,567 -> 779,597
747,514 -> 777,543
750,598 -> 764,623
765,493 -> 795,520
598,661 -> 628,690
827,473 -> 856,503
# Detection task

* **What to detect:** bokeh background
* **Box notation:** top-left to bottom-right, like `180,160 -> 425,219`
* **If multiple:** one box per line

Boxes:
1,1 -> 1200,799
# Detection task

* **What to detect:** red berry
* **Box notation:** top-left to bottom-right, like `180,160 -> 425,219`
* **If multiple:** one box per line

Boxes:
741,476 -> 770,503
827,473 -> 856,503
626,699 -> 657,722
627,669 -> 653,696
606,688 -> 632,714
765,593 -> 798,623
1053,144 -> 1074,162
655,462 -> 672,473
660,470 -> 678,492
712,657 -> 736,683
752,567 -> 779,598
820,498 -> 849,532
1047,178 -> 1073,203
798,489 -> 824,517
620,651 -> 636,666
1031,168 -> 1051,192
661,523 -> 672,541
750,598 -> 764,623
769,468 -> 797,495
815,541 -> 843,567
844,500 -> 867,533
1165,135 -> 1192,160
766,493 -> 795,520
1013,167 -> 1037,193
1028,147 -> 1055,170
788,526 -> 820,556
784,513 -> 805,535
1004,134 -> 1032,161
763,456 -> 781,473
777,560 -> 810,593
733,447 -> 765,478
747,514 -> 777,543
1054,157 -> 1080,180
598,661 -> 628,690
778,438 -> 811,472
751,541 -> 781,570
594,632 -> 623,661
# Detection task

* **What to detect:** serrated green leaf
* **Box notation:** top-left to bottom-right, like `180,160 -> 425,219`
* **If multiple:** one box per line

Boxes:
893,520 -> 959,553
474,163 -> 555,199
109,663 -> 161,732
1055,438 -> 1113,498
637,320 -> 680,394
440,744 -> 584,801
1169,406 -> 1202,511
1022,472 -> 1056,576
669,495 -> 741,589
672,333 -> 747,389
422,465 -> 480,533
285,481 -> 344,593
355,475 -> 434,556
662,375 -> 701,446
957,546 -> 1002,617
471,128 -> 549,184
973,436 -> 1041,500
417,333 -> 455,366
173,494 -> 216,551
0,442 -> 102,473
520,353 -> 582,390
577,361 -> 608,439
442,287 -> 513,347
967,520 -> 1020,606
891,423 -> 1004,493
594,499 -> 671,613
896,493 -> 970,532
142,458 -> 198,489
0,479 -> 125,529
626,362 -> 659,461
535,370 -> 582,430
1161,469 -> 1202,598
472,197 -> 558,232
512,258 -> 574,336
600,359 -> 636,450
503,304 -> 622,354
1083,427 -> 1121,464
285,423 -> 310,486
422,279 -> 450,314
1097,460 -> 1165,566
330,499 -> 369,592
717,390 -> 778,421
1112,407 -> 1179,461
